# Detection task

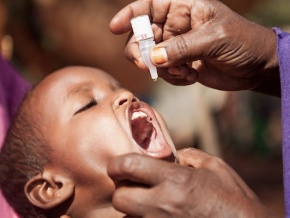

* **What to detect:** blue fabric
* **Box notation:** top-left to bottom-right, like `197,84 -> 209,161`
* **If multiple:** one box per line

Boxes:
274,27 -> 290,217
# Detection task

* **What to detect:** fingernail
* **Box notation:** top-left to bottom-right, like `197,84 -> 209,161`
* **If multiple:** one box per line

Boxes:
151,47 -> 168,64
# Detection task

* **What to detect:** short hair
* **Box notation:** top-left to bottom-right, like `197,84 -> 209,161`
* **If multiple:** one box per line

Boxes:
0,90 -> 50,218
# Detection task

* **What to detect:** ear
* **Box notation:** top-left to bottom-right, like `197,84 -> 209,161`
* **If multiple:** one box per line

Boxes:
24,170 -> 75,209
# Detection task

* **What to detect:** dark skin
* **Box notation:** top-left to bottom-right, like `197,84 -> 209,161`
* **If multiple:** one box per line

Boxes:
107,0 -> 282,217
108,149 -> 279,218
110,0 -> 280,96
21,66 -> 177,218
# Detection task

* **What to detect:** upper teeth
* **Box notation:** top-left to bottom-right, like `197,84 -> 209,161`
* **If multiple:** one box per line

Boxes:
131,111 -> 147,120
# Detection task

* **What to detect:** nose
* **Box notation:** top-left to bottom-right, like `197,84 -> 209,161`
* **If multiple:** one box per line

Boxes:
113,90 -> 138,109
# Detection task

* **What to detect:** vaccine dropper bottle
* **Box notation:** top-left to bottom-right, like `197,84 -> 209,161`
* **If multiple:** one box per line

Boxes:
130,15 -> 158,81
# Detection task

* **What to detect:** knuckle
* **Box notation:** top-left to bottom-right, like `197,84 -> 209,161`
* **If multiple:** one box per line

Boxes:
112,188 -> 124,208
168,168 -> 193,185
205,156 -> 225,170
171,35 -> 189,60
179,147 -> 198,155
125,47 -> 137,63
157,170 -> 195,213
118,154 -> 140,175
125,42 -> 144,65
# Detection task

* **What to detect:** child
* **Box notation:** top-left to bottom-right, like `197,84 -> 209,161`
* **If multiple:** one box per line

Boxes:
0,66 -> 178,218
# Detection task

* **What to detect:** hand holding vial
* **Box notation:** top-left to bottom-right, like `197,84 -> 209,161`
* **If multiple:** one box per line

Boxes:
110,0 -> 279,95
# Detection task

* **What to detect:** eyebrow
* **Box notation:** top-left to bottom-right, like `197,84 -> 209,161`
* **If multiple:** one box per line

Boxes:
66,84 -> 92,98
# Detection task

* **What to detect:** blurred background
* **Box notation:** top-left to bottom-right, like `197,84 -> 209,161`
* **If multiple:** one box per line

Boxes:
1,0 -> 289,216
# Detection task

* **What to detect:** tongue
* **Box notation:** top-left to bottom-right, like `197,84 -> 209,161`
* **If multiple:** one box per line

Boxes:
131,117 -> 153,149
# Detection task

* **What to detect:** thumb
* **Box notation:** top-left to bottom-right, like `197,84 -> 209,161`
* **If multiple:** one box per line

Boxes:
150,28 -> 215,67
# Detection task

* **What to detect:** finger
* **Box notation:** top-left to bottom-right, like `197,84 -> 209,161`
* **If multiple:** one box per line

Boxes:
177,148 -> 218,169
150,1 -> 242,68
124,35 -> 147,70
177,147 -> 251,192
161,77 -> 196,86
124,25 -> 163,71
150,0 -> 171,23
107,153 -> 180,186
112,186 -> 154,217
158,66 -> 198,86
151,26 -> 216,67
152,23 -> 164,43
110,1 -> 151,34
110,0 -> 171,35
177,148 -> 237,174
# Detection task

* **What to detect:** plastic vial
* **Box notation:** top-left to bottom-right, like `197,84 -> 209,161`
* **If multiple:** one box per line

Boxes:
130,15 -> 158,81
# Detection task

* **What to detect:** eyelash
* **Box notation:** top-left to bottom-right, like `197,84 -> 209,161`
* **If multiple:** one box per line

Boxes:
74,99 -> 97,115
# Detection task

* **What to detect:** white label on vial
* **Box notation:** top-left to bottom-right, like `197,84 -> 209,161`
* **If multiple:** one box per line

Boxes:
131,15 -> 154,42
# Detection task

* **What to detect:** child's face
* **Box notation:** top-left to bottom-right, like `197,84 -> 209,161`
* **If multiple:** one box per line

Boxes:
30,66 -> 176,216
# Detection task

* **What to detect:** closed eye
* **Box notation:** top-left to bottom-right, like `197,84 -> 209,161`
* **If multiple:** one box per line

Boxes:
74,99 -> 97,115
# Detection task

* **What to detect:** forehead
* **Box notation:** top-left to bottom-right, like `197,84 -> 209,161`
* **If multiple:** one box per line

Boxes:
36,66 -> 120,97
28,67 -> 120,118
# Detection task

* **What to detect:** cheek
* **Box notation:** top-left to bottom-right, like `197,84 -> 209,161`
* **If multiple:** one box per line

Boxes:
70,118 -> 136,168
59,112 -> 142,181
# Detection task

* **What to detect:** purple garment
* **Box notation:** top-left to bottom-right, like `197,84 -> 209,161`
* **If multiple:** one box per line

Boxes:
0,55 -> 31,218
274,27 -> 290,216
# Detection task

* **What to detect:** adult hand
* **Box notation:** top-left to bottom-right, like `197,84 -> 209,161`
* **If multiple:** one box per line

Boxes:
110,0 -> 280,96
107,149 -> 278,217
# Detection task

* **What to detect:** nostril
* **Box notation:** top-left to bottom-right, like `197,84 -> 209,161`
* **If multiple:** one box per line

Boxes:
119,97 -> 138,106
119,99 -> 128,106
119,97 -> 138,105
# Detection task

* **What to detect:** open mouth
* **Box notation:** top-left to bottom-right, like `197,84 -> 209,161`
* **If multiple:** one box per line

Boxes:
131,110 -> 154,150
129,102 -> 175,160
